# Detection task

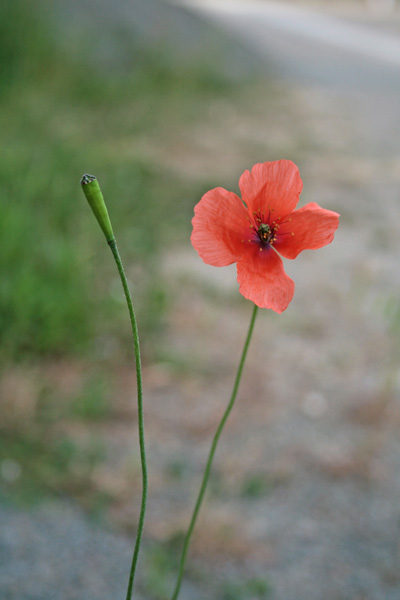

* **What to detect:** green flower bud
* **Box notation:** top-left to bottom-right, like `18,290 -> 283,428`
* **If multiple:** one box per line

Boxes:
80,174 -> 114,242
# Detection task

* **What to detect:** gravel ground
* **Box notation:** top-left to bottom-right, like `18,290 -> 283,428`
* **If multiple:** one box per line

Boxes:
0,502 -> 139,600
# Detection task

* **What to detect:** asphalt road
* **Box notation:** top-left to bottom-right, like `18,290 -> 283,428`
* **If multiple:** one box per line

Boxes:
166,0 -> 400,158
168,0 -> 400,90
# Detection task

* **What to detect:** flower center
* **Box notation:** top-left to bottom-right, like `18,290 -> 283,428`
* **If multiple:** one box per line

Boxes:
242,210 -> 294,250
257,222 -> 276,246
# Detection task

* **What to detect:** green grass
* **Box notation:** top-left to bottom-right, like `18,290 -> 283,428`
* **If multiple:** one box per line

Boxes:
220,577 -> 272,600
0,0 -> 244,515
0,364 -> 119,512
141,542 -> 180,599
0,0 -> 234,363
241,473 -> 272,499
0,427 -> 106,507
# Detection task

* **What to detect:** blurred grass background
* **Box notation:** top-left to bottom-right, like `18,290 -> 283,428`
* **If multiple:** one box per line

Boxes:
0,0 -> 235,503
0,5 -> 273,593
1,0 -> 279,526
0,0 -> 233,362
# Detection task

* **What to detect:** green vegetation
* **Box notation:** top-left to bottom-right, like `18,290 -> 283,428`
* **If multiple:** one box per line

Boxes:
220,576 -> 272,600
0,0 -> 233,363
0,0 -> 242,512
139,536 -> 273,600
68,373 -> 111,421
0,8 -> 277,591
141,542 -> 180,599
0,426 -> 106,508
0,366 -> 113,509
241,473 -> 272,499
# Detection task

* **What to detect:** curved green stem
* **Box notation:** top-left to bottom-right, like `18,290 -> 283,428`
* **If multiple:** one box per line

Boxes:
170,303 -> 259,600
108,238 -> 148,600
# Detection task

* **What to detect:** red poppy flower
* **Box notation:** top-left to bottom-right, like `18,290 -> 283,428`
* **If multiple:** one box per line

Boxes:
191,160 -> 339,313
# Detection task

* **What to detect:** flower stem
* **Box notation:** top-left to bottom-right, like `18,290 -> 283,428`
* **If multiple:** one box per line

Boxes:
108,238 -> 148,600
170,303 -> 259,600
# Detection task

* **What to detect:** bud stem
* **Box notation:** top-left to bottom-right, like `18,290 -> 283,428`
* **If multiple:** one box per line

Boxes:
107,239 -> 148,600
80,175 -> 147,599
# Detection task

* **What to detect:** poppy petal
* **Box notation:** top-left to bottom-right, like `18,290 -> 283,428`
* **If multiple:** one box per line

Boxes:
239,160 -> 303,220
237,246 -> 295,313
275,203 -> 340,259
191,187 -> 249,266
